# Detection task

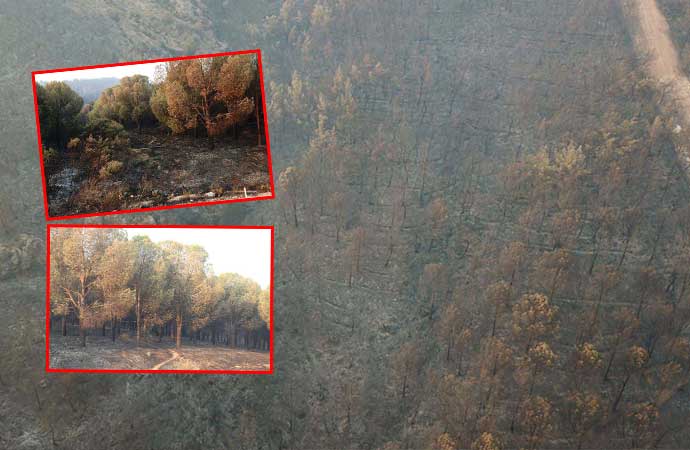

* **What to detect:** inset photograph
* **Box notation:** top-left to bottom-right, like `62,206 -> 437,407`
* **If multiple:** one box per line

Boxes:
33,50 -> 273,220
46,224 -> 273,374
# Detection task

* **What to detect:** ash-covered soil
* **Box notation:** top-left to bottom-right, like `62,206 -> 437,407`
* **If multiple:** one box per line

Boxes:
49,335 -> 270,371
46,127 -> 272,217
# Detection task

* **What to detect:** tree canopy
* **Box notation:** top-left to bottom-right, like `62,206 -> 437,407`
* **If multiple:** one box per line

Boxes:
36,81 -> 84,147
89,74 -> 154,129
150,54 -> 257,139
50,229 -> 270,349
37,54 -> 261,154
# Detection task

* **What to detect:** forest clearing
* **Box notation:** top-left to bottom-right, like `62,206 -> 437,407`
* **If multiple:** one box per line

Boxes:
50,336 -> 269,371
35,51 -> 271,217
48,226 -> 272,372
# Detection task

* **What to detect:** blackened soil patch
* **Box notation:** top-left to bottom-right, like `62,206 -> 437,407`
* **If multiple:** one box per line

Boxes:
46,127 -> 271,217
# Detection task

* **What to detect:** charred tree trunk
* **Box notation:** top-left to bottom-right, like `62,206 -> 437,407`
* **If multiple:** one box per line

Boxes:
136,288 -> 141,346
79,315 -> 86,348
176,309 -> 182,349
612,373 -> 631,412
255,83 -> 262,146
293,202 -> 298,228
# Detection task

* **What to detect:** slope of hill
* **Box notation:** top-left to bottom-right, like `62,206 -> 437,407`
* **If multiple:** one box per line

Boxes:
37,77 -> 120,103
63,77 -> 119,103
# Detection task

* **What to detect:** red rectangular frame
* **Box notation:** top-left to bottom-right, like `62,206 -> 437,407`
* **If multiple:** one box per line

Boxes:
46,223 -> 275,375
32,49 -> 275,221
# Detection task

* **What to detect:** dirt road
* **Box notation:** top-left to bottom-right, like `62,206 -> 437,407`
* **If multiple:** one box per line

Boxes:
626,0 -> 690,171
151,349 -> 180,370
630,0 -> 690,119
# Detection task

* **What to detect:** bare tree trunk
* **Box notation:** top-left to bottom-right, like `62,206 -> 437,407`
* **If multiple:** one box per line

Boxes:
255,84 -> 262,146
136,288 -> 141,346
79,316 -> 86,348
612,373 -> 631,412
176,309 -> 182,349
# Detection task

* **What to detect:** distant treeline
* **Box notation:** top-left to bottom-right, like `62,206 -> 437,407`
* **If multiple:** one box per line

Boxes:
36,54 -> 262,152
54,77 -> 120,103
50,228 -> 270,351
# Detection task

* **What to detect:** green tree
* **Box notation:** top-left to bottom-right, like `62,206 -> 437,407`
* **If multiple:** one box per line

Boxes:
216,272 -> 264,347
189,274 -> 223,343
37,81 -> 84,148
90,75 -> 153,129
158,241 -> 208,349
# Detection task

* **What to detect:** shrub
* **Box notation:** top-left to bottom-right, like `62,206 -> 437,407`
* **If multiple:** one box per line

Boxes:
86,118 -> 126,140
70,179 -> 125,212
42,146 -> 59,167
99,160 -> 124,178
67,137 -> 81,150
70,179 -> 102,211
100,186 -> 126,211
113,133 -> 130,148
81,135 -> 113,170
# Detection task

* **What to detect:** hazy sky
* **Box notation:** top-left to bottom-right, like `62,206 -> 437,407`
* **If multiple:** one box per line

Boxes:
35,62 -> 163,83
125,228 -> 271,289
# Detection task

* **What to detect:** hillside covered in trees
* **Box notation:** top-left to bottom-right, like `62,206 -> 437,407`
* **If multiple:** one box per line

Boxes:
36,53 -> 271,217
61,77 -> 120,103
2,0 -> 690,449
49,227 -> 270,371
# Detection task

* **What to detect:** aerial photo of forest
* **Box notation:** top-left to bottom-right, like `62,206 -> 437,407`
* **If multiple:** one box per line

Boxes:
2,0 -> 690,449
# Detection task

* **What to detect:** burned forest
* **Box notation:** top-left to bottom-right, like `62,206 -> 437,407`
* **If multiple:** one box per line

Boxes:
36,53 -> 271,217
48,227 -> 270,371
2,0 -> 690,449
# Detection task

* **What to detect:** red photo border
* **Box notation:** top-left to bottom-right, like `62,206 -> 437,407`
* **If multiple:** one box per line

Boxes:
32,49 -> 275,221
46,223 -> 275,375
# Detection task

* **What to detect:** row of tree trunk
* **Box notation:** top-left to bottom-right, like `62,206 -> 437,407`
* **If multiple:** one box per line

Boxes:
51,316 -> 269,351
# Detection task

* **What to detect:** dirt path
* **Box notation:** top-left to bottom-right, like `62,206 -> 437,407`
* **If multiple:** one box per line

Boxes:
626,0 -> 690,171
50,336 -> 270,370
629,0 -> 690,117
151,349 -> 180,370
